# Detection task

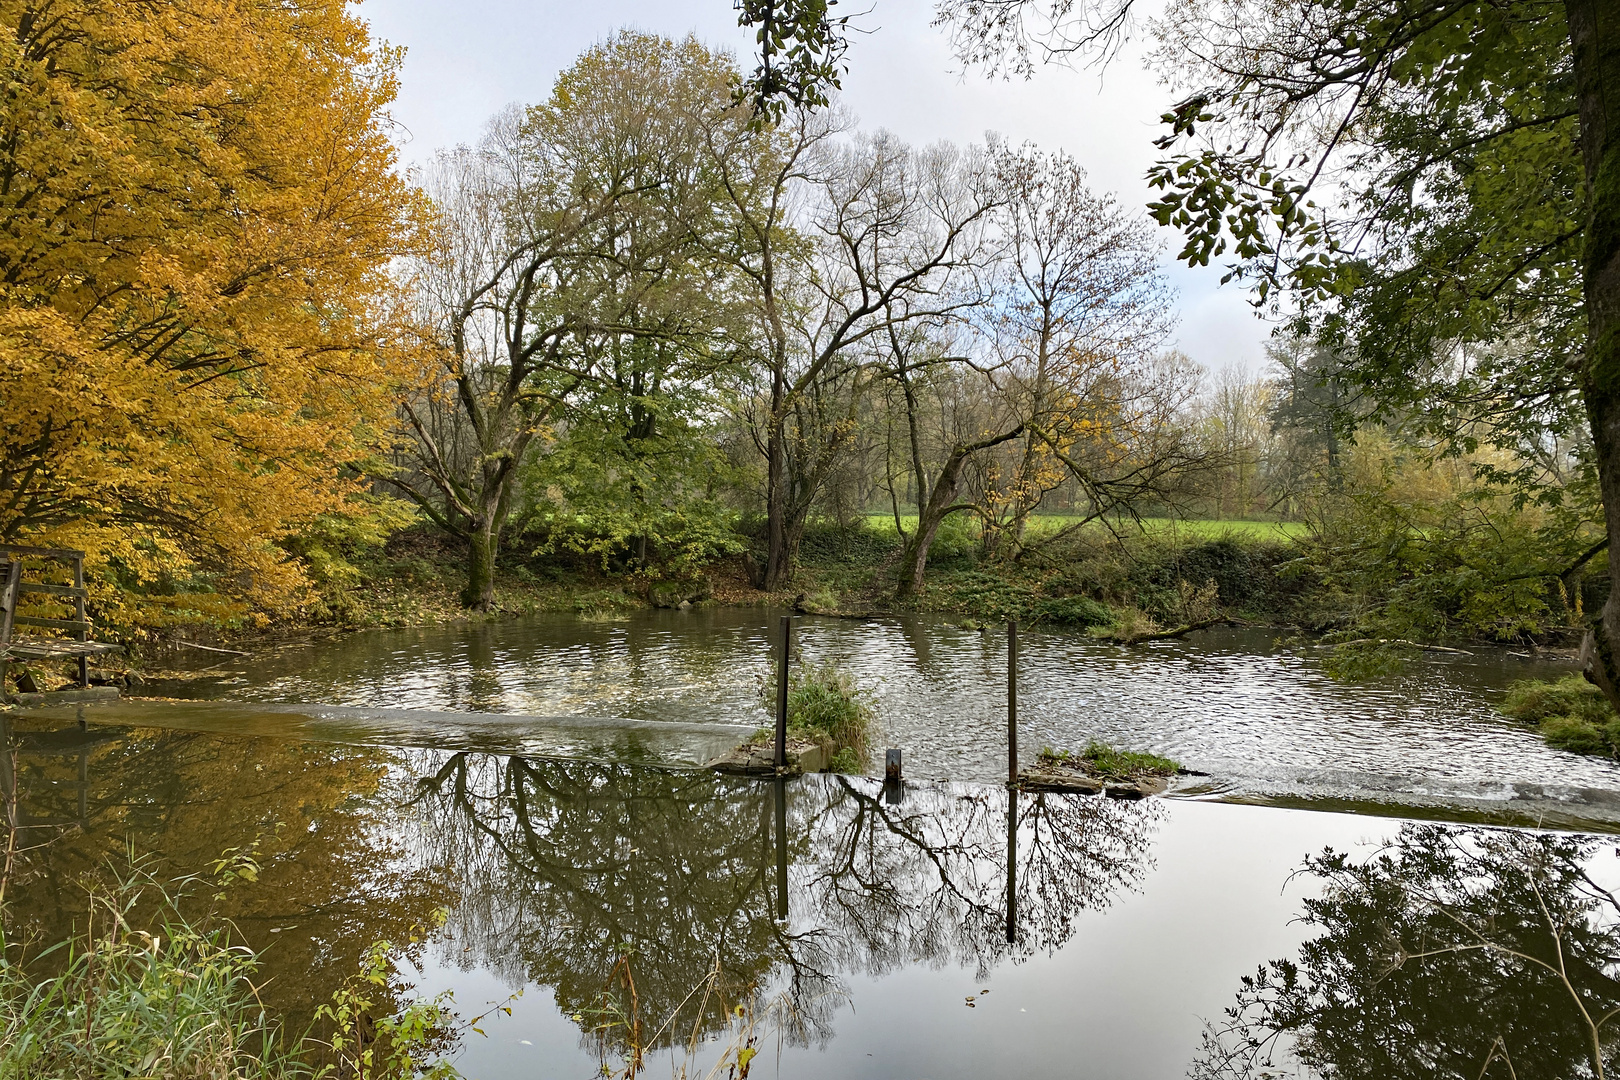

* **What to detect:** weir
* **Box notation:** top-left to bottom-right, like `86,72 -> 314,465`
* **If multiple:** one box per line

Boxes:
19,699 -> 751,767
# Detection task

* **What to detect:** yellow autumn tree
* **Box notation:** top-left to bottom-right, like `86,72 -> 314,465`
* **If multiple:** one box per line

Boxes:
0,0 -> 421,621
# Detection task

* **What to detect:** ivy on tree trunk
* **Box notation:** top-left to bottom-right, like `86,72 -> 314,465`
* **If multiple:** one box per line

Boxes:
1569,0 -> 1620,706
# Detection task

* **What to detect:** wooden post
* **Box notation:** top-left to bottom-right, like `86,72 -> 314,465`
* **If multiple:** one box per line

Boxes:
0,558 -> 17,696
1007,619 -> 1018,786
775,615 -> 791,770
73,554 -> 87,687
0,714 -> 13,839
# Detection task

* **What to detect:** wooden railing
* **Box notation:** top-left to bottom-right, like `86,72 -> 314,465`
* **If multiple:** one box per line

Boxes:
0,545 -> 119,693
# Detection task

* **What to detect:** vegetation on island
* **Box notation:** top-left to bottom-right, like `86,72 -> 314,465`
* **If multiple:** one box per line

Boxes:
1038,742 -> 1181,782
752,660 -> 873,771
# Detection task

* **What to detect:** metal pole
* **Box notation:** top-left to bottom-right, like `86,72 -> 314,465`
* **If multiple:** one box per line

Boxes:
1007,619 -> 1018,786
775,615 -> 791,770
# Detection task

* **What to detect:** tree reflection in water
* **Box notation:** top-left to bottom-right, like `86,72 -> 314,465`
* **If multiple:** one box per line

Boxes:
410,754 -> 1161,1056
1193,823 -> 1620,1080
0,722 -> 454,1031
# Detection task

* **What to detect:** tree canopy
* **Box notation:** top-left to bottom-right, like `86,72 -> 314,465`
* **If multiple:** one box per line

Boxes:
0,0 -> 420,618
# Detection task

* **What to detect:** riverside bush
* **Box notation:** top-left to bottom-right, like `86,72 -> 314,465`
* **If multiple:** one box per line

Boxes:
1500,675 -> 1620,756
1035,595 -> 1114,627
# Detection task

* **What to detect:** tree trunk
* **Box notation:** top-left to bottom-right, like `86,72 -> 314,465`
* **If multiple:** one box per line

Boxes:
464,517 -> 498,611
895,426 -> 1024,600
895,458 -> 971,600
1568,0 -> 1620,708
763,369 -> 790,592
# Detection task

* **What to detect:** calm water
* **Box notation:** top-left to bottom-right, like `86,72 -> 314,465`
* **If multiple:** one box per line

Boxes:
12,612 -> 1620,1076
74,608 -> 1620,825
6,724 -> 1620,1079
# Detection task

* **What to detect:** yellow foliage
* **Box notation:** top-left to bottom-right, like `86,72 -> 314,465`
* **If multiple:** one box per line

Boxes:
0,0 -> 422,619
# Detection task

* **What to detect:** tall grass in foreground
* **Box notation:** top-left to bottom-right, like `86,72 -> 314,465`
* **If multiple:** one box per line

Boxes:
0,860 -> 467,1080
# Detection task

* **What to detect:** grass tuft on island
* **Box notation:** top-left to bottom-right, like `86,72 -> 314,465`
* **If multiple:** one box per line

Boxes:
1039,741 -> 1181,781
747,660 -> 872,772
1500,675 -> 1620,757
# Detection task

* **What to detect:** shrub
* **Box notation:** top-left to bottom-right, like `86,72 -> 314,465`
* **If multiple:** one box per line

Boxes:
1501,675 -> 1615,726
1088,607 -> 1160,644
1297,480 -> 1598,647
1121,537 -> 1297,618
0,862 -> 465,1080
1035,596 -> 1114,627
785,661 -> 873,756
1500,675 -> 1620,757
1540,713 -> 1620,756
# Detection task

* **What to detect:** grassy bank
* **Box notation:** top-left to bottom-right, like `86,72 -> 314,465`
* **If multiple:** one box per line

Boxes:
12,502 -> 1595,702
5,516 -> 1316,696
789,518 -> 1310,632
187,517 -> 1317,641
864,514 -> 1306,543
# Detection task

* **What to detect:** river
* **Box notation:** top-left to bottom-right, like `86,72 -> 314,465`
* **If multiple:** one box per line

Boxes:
6,610 -> 1620,1077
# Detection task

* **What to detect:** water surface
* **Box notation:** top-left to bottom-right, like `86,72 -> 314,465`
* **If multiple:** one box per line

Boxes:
7,723 -> 1618,1079
110,609 -> 1620,824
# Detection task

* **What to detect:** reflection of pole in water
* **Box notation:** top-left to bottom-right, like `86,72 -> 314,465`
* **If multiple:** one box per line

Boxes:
774,776 -> 789,921
1005,786 -> 1017,944
775,616 -> 791,770
0,713 -> 13,836
78,744 -> 88,829
74,706 -> 88,827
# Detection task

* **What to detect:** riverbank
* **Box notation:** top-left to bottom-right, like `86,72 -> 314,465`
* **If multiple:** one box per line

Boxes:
4,515 -> 1593,694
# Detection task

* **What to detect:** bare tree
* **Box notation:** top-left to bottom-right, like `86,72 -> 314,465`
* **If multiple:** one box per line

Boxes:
1200,364 -> 1274,518
978,140 -> 1179,552
716,124 -> 1001,590
880,140 -> 1196,594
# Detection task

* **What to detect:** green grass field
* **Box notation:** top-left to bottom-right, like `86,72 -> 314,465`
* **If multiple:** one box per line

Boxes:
862,514 -> 1306,542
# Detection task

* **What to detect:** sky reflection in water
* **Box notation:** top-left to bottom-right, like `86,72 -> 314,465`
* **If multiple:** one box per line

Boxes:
8,721 -> 1620,1079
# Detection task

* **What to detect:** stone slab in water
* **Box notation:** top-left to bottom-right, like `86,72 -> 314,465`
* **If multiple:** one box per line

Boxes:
709,738 -> 829,775
7,686 -> 120,707
1018,764 -> 1169,799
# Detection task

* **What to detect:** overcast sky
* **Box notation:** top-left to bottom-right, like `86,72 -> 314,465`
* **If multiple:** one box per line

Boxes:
359,0 -> 1275,372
